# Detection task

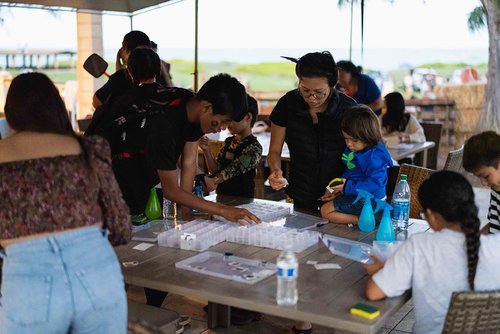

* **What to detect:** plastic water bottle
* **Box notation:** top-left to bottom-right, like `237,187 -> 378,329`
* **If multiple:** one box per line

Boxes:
163,197 -> 176,220
392,174 -> 411,231
276,246 -> 298,305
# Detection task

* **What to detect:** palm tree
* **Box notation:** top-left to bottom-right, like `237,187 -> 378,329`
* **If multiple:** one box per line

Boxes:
338,0 -> 500,132
475,0 -> 500,132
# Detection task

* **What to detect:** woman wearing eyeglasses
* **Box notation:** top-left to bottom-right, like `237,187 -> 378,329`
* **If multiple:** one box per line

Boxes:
267,51 -> 357,334
268,51 -> 357,214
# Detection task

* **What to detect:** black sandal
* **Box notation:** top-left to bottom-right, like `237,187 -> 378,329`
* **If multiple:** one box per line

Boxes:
291,325 -> 313,334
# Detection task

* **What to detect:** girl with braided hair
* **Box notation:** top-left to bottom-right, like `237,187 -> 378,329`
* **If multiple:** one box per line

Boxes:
363,171 -> 500,334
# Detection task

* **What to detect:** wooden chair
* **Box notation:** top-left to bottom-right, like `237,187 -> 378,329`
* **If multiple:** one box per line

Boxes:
443,145 -> 464,173
414,121 -> 443,169
395,164 -> 434,219
442,290 -> 500,333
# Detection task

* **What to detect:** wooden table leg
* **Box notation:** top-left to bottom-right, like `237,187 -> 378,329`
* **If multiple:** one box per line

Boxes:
207,302 -> 231,329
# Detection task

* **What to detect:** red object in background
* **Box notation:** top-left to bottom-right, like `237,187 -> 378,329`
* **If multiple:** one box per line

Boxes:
460,67 -> 479,83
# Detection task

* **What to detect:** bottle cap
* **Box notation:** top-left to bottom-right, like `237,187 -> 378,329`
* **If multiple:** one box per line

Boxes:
400,174 -> 408,181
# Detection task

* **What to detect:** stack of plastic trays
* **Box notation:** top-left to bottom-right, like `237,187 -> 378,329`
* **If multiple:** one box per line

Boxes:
215,202 -> 291,224
157,219 -> 236,251
226,225 -> 319,253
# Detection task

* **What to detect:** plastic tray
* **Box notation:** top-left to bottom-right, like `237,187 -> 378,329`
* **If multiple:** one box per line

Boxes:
175,251 -> 276,285
157,220 -> 237,252
214,201 -> 292,224
321,235 -> 374,264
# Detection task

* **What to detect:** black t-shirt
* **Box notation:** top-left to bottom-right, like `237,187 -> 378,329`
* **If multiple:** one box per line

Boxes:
147,100 -> 204,171
95,69 -> 133,105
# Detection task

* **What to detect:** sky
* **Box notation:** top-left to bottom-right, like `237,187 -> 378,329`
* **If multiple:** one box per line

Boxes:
0,0 -> 490,68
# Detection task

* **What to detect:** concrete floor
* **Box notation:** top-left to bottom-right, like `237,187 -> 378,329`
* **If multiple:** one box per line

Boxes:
126,140 -> 490,334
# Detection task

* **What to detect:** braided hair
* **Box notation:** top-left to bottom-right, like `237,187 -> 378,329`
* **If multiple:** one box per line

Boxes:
418,171 -> 481,290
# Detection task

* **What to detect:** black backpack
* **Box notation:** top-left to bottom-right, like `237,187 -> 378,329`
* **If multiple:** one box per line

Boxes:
85,86 -> 190,214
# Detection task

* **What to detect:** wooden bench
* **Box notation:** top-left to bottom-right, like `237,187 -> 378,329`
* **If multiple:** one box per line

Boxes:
128,299 -> 180,334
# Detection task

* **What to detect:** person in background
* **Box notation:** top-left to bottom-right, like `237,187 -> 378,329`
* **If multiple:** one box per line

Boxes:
320,105 -> 393,224
336,60 -> 383,114
463,131 -> 500,234
380,91 -> 425,164
0,73 -> 132,334
364,171 -> 500,334
93,30 -> 152,109
151,41 -> 174,88
268,51 -> 357,215
200,95 -> 262,198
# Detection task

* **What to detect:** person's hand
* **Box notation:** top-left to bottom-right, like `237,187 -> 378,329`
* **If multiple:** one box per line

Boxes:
363,256 -> 384,276
328,178 -> 346,194
320,188 -> 338,201
399,135 -> 410,144
268,170 -> 288,191
220,206 -> 262,226
199,136 -> 210,152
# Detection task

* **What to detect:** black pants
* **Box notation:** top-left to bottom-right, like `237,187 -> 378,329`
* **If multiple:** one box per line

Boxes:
144,288 -> 168,307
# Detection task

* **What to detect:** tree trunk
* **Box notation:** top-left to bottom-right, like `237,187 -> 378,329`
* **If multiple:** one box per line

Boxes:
477,0 -> 500,132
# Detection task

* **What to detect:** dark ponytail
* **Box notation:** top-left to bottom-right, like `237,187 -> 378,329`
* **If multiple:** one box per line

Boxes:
418,171 -> 480,290
459,203 -> 481,290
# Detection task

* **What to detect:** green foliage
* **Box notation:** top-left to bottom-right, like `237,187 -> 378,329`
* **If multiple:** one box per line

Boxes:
235,62 -> 295,76
467,5 -> 487,32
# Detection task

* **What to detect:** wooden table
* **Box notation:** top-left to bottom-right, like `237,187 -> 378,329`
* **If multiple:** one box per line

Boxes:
116,196 -> 430,334
387,141 -> 435,168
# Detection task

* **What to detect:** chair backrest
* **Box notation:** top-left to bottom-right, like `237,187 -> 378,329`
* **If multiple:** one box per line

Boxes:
443,145 -> 465,173
414,121 -> 443,169
442,290 -> 500,333
395,163 -> 434,219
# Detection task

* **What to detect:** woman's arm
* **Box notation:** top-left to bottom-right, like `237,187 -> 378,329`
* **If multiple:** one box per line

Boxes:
267,123 -> 288,190
366,279 -> 387,301
406,115 -> 426,143
368,96 -> 383,113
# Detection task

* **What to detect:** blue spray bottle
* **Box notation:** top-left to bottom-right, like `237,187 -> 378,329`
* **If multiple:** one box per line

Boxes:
374,199 -> 395,241
352,189 -> 376,233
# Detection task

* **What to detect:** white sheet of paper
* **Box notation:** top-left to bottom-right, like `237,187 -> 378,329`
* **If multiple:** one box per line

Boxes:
314,263 -> 341,270
306,260 -> 318,265
133,242 -> 154,251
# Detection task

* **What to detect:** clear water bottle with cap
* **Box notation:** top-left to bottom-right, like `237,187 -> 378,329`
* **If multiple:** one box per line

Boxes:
276,245 -> 298,305
392,174 -> 411,231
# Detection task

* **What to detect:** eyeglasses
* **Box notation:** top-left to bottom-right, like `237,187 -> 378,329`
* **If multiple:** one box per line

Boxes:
298,85 -> 329,99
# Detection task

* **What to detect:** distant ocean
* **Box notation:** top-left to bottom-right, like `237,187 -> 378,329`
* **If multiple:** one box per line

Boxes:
135,47 -> 488,72
0,47 -> 488,72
